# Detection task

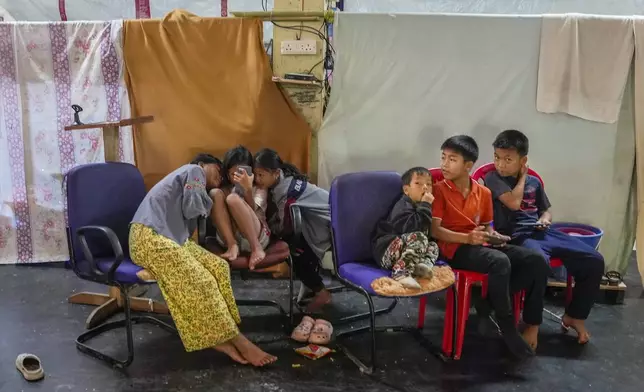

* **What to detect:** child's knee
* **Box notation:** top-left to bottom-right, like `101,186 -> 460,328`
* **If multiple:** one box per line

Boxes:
489,253 -> 511,275
413,231 -> 429,242
225,192 -> 243,207
526,250 -> 550,277
209,188 -> 225,202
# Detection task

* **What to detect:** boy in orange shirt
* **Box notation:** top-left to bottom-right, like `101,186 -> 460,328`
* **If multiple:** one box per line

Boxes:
431,135 -> 549,359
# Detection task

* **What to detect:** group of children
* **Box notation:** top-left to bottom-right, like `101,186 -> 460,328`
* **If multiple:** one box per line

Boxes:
192,146 -> 334,313
181,131 -> 605,362
371,130 -> 605,359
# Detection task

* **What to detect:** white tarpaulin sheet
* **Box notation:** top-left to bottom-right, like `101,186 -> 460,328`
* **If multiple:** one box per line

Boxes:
347,0 -> 644,15
319,12 -> 636,273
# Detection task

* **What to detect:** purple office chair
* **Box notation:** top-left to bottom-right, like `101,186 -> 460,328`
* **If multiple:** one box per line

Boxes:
66,162 -> 176,368
330,171 -> 452,374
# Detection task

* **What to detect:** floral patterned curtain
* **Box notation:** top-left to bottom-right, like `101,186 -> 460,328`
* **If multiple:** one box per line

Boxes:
0,20 -> 134,264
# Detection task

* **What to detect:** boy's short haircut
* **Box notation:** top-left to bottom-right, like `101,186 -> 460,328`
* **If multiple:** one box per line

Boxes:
492,129 -> 529,156
401,167 -> 430,186
441,135 -> 479,163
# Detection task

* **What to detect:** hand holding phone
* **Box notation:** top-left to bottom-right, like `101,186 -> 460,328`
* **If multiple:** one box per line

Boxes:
467,226 -> 488,245
233,165 -> 253,195
535,218 -> 551,230
487,231 -> 511,246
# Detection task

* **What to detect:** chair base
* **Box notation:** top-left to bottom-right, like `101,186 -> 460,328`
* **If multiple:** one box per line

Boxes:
337,325 -> 450,375
543,307 -> 563,322
68,286 -> 169,329
333,272 -> 455,373
76,285 -> 176,370
235,299 -> 293,341
233,255 -> 296,338
294,283 -> 399,326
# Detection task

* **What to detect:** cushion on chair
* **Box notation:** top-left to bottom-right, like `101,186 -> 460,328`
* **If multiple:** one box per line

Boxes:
338,262 -> 391,296
339,259 -> 454,297
75,257 -> 152,285
338,263 -> 455,297
371,266 -> 455,297
204,237 -> 290,270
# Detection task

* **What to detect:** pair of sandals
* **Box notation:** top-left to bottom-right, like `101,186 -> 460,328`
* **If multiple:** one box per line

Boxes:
291,316 -> 333,345
16,353 -> 44,382
600,271 -> 622,286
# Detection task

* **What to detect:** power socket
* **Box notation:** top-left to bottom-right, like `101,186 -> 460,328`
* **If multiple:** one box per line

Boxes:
280,40 -> 317,55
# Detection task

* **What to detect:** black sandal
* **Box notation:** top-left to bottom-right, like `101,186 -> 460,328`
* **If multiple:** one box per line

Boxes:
605,271 -> 622,286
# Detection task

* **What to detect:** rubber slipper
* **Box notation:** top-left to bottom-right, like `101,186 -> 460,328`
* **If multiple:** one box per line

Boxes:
605,271 -> 622,286
291,316 -> 315,343
308,319 -> 333,345
16,353 -> 44,382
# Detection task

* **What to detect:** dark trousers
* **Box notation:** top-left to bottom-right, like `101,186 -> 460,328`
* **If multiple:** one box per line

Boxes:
513,229 -> 605,320
290,235 -> 325,293
448,244 -> 550,325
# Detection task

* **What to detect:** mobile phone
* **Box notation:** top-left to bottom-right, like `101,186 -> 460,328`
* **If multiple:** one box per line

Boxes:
237,165 -> 252,175
486,235 -> 507,246
516,222 -> 541,227
233,166 -> 252,195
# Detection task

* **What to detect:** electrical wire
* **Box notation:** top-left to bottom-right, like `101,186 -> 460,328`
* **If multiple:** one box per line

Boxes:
259,0 -> 335,109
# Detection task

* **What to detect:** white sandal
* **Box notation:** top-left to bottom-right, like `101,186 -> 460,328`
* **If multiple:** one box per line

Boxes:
16,353 -> 44,381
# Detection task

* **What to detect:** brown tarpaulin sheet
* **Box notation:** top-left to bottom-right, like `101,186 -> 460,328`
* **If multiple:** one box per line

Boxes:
124,10 -> 311,188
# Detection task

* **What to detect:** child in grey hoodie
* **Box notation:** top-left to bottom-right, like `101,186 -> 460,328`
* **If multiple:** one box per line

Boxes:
253,148 -> 332,313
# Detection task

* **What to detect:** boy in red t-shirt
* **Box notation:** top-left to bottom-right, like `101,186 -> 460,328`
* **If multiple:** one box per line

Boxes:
431,135 -> 549,359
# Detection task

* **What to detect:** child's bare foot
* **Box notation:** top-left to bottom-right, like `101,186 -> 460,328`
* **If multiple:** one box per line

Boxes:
305,289 -> 332,313
521,324 -> 540,351
231,334 -> 277,367
221,243 -> 239,261
497,318 -> 534,359
213,341 -> 248,364
248,247 -> 266,270
562,314 -> 591,344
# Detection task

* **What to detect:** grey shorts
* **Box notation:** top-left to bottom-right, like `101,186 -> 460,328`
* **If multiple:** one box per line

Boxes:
216,222 -> 271,253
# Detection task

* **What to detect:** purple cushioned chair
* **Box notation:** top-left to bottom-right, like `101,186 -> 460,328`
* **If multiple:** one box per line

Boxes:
330,171 -> 451,373
66,162 -> 175,368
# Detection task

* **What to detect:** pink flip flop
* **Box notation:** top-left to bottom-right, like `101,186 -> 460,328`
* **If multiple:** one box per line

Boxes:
308,319 -> 333,345
291,316 -> 315,343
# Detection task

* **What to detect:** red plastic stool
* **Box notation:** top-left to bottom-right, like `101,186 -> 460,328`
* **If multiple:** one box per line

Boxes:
430,270 -> 523,360
550,258 -> 573,305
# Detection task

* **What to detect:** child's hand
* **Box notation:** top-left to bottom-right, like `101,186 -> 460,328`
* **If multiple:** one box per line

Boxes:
421,192 -> 434,204
536,218 -> 551,230
520,163 -> 529,178
492,231 -> 511,242
233,170 -> 254,191
467,226 -> 488,245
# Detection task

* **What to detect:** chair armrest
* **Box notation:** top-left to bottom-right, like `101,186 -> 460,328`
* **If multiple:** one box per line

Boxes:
289,204 -> 303,250
76,225 -> 124,282
197,215 -> 207,247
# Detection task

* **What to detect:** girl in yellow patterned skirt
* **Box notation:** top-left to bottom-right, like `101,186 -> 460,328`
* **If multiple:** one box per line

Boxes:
129,153 -> 277,367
